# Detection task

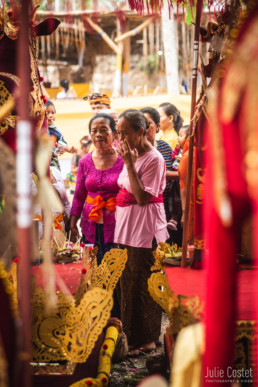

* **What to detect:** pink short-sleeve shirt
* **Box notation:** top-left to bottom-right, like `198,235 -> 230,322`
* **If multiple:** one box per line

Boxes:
114,148 -> 169,248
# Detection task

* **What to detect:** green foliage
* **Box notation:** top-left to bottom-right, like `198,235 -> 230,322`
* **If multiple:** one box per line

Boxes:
138,54 -> 158,76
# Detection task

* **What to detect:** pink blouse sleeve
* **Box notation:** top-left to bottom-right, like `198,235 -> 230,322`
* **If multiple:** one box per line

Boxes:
171,147 -> 180,160
140,155 -> 166,197
70,158 -> 88,217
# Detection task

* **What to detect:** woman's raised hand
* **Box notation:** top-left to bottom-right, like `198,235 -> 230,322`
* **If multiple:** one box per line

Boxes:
120,140 -> 138,168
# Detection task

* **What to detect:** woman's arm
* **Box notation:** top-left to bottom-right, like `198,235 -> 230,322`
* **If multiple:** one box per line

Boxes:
127,164 -> 152,206
166,170 -> 179,180
69,159 -> 88,240
121,141 -> 152,206
69,214 -> 80,242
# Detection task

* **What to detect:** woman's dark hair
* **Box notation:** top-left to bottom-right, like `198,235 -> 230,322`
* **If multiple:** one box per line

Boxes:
159,102 -> 183,134
45,100 -> 56,112
140,107 -> 160,125
119,109 -> 149,135
182,125 -> 190,140
60,79 -> 69,92
82,140 -> 92,148
89,113 -> 116,133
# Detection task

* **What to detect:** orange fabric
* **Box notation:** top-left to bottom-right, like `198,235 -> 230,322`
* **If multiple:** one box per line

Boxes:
89,95 -> 110,106
178,137 -> 195,244
178,138 -> 190,189
86,195 -> 117,223
54,213 -> 63,231
34,214 -> 42,222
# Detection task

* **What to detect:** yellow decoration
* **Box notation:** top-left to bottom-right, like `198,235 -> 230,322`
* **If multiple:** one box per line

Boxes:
69,323 -> 121,387
0,4 -> 18,40
151,243 -> 181,272
0,75 -> 19,136
97,326 -> 119,382
32,286 -> 113,363
148,271 -> 204,336
0,261 -> 17,317
91,248 -> 128,291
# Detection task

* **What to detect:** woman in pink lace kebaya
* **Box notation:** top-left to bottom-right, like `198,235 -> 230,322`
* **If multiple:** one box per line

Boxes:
69,113 -> 123,264
114,109 -> 168,356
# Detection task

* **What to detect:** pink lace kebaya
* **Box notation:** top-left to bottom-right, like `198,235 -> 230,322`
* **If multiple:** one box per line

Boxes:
70,152 -> 124,244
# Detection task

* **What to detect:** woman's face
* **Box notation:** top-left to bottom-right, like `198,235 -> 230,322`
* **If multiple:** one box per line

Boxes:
144,113 -> 160,145
90,118 -> 114,149
158,107 -> 173,131
178,128 -> 187,148
117,117 -> 144,150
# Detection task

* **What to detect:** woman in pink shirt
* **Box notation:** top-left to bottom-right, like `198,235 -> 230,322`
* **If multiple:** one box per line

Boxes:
114,109 -> 168,356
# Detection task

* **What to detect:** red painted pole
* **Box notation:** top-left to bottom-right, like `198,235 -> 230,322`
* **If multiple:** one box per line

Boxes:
181,0 -> 203,267
17,0 -> 33,386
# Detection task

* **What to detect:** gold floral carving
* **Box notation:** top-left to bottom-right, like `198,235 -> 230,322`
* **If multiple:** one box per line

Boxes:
148,272 -> 204,336
30,46 -> 46,132
91,248 -> 128,291
0,77 -> 18,135
194,239 -> 205,250
0,4 -> 18,40
151,243 -> 181,272
32,286 -> 113,363
235,320 -> 255,371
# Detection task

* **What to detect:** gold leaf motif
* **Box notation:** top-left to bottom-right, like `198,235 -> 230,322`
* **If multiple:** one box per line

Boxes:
91,248 -> 128,291
0,5 -> 19,41
32,286 -> 113,363
148,272 -> 204,336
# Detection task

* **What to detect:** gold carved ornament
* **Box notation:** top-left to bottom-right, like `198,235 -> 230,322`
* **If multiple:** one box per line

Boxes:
0,4 -> 18,41
0,261 -> 18,317
0,138 -> 16,263
32,286 -> 113,363
0,76 -> 19,136
74,248 -> 128,307
148,271 -> 204,336
151,242 -> 181,272
32,248 -> 128,365
91,248 -> 128,291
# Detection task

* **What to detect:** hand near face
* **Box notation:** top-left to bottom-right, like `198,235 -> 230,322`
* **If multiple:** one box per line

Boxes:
120,140 -> 138,168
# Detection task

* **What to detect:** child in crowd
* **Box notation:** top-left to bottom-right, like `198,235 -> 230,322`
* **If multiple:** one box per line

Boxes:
167,125 -> 190,230
46,100 -> 76,171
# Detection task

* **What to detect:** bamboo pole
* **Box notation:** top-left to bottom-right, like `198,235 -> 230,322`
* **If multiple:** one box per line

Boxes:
115,17 -> 154,43
148,20 -> 154,55
113,18 -> 123,97
123,19 -> 130,97
17,0 -> 33,385
84,17 -> 122,56
181,0 -> 203,267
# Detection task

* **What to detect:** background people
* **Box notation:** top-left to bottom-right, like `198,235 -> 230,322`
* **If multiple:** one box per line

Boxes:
57,79 -> 77,99
157,103 -> 183,149
84,92 -> 111,115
